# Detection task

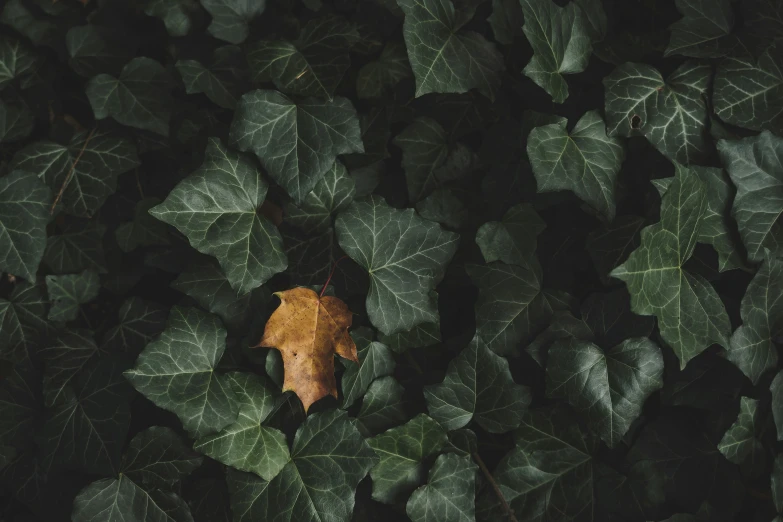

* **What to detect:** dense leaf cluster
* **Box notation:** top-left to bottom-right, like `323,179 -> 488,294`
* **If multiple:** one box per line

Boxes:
1,0 -> 782,521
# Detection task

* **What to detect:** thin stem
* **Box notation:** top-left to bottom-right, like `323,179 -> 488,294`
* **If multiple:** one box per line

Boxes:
319,255 -> 348,298
51,127 -> 96,214
472,452 -> 518,522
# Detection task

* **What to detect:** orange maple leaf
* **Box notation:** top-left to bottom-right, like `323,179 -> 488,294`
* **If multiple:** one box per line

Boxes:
255,287 -> 357,412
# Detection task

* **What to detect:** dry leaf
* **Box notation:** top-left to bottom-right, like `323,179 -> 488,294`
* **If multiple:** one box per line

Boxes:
255,287 -> 357,411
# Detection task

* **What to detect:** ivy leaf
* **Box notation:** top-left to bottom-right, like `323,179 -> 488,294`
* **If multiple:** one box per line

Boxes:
0,360 -> 40,447
200,0 -> 266,44
718,396 -> 765,477
397,0 -> 505,99
0,281 -> 48,362
378,319 -> 441,353
38,356 -> 133,476
488,0 -> 523,45
247,15 -> 358,100
714,44 -> 783,135
546,337 -> 664,447
124,306 -> 239,439
116,198 -> 171,252
519,0 -> 593,103
66,25 -> 131,78
11,129 -> 140,217
425,335 -> 531,433
416,188 -> 466,229
285,160 -> 356,234
145,0 -> 198,37
406,453 -> 477,522
40,328 -> 98,407
172,257 -> 265,333
0,97 -> 34,143
611,165 -> 730,369
467,261 -> 546,355
73,478 -> 194,522
394,117 -> 478,203
357,376 -> 408,435
335,195 -> 460,335
475,203 -> 545,268
773,371 -> 783,441
194,373 -> 289,481
0,37 -> 41,90
150,138 -> 286,294
100,297 -> 168,354
1,0 -> 57,47
341,329 -> 396,409
45,269 -> 100,323
666,0 -> 735,58
726,252 -> 783,384
122,427 -> 203,489
477,406 -> 598,522
176,46 -> 246,110
226,409 -> 377,522
717,131 -> 783,262
0,170 -> 52,281
586,215 -> 645,283
357,42 -> 412,99
604,61 -> 711,164
367,413 -> 447,503
44,222 -> 107,274
229,89 -> 364,203
528,110 -> 625,221
86,57 -> 174,136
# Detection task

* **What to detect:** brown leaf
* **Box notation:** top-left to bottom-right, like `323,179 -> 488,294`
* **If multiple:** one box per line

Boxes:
255,287 -> 357,412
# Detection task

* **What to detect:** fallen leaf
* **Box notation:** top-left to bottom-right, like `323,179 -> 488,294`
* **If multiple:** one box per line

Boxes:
255,287 -> 357,411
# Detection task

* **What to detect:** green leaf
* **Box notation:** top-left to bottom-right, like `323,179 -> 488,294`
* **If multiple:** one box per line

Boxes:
0,170 -> 52,281
416,188 -> 465,229
467,261 -> 546,355
770,370 -> 783,441
172,257 -> 264,333
66,25 -> 130,78
587,215 -> 645,283
116,198 -> 171,252
150,138 -> 286,294
604,61 -> 711,164
367,413 -> 447,503
123,426 -> 203,489
714,44 -> 783,135
194,373 -> 289,481
378,318 -> 440,352
425,335 -> 531,433
476,406 -> 597,522
0,97 -> 34,143
247,15 -> 358,100
40,328 -> 98,407
0,281 -> 48,362
488,0 -> 523,45
475,203 -> 545,268
406,453 -> 477,522
285,159 -> 356,234
519,0 -> 593,103
124,306 -> 239,439
101,297 -> 168,354
341,329 -> 396,408
86,57 -> 173,136
44,222 -> 107,274
0,360 -> 39,447
611,165 -> 730,369
200,0 -> 266,44
38,356 -> 133,476
0,37 -> 41,90
357,41 -> 412,99
11,129 -> 139,217
546,337 -> 663,447
45,269 -> 100,322
0,445 -> 14,471
727,252 -> 783,384
718,396 -> 765,477
717,131 -> 783,262
394,117 -> 477,203
357,376 -> 407,435
528,110 -> 625,220
335,195 -> 460,335
665,0 -> 735,57
229,89 -> 364,203
145,0 -> 198,37
226,409 -> 377,522
1,0 -> 56,48
774,453 -> 783,514
72,476 -> 194,522
176,45 -> 245,110
397,0 -> 505,99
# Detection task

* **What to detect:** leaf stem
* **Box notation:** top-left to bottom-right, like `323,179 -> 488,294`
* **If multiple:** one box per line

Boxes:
472,452 -> 518,522
51,127 -> 96,214
319,255 -> 349,297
